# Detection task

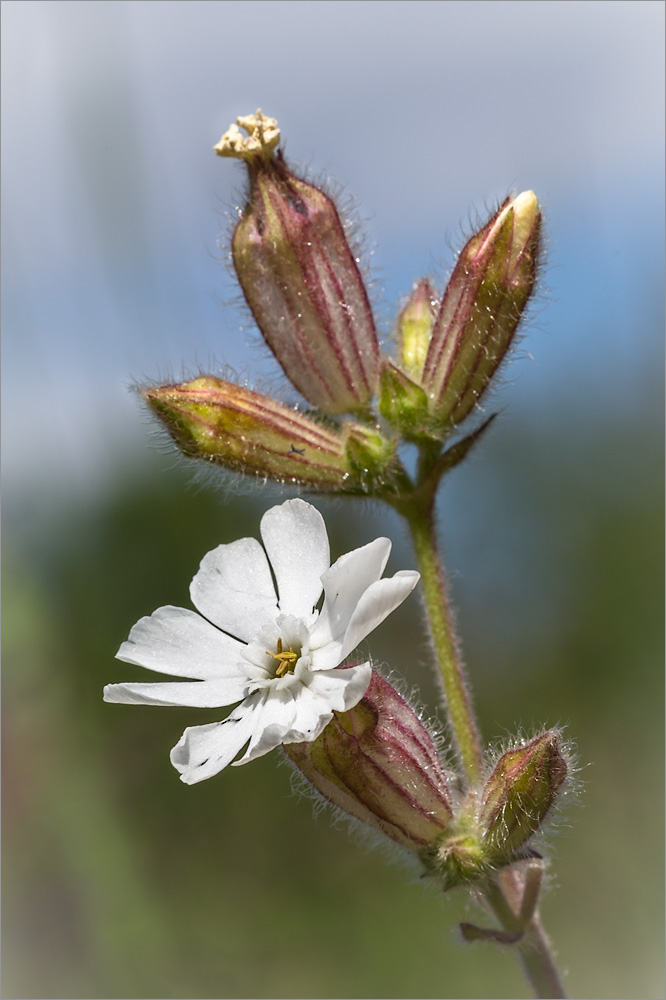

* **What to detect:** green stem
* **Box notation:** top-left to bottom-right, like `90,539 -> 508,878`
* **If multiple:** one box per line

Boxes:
517,920 -> 567,1000
403,499 -> 484,782
397,491 -> 566,998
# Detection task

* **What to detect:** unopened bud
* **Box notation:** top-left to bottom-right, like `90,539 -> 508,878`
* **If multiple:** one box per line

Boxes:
144,376 -> 354,489
285,670 -> 455,850
422,192 -> 541,426
397,278 -> 437,381
378,363 -> 433,441
345,422 -> 397,486
480,731 -> 568,861
217,111 -> 380,415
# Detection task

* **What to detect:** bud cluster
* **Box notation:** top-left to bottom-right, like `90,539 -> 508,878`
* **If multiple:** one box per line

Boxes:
146,110 -> 541,489
286,667 -> 569,887
422,730 -> 568,888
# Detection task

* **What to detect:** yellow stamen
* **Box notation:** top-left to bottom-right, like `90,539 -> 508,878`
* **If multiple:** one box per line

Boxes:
266,636 -> 299,677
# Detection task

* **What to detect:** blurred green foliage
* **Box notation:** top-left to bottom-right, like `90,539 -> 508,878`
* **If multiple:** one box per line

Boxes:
3,403 -> 663,999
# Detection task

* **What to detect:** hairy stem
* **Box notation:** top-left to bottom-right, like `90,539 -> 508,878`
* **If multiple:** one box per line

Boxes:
517,920 -> 567,999
403,499 -> 483,782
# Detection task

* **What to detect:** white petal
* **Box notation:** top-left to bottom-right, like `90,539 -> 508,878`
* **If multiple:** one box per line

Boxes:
338,571 -> 420,661
281,662 -> 373,745
235,663 -> 372,764
233,687 -> 299,764
279,684 -> 334,744
190,537 -> 278,642
309,537 -> 392,650
260,499 -> 329,617
170,704 -> 257,784
103,679 -> 246,708
312,571 -> 420,670
305,662 -> 372,713
116,606 -> 246,680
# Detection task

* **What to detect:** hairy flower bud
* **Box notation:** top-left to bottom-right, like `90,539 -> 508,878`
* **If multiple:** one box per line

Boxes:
479,731 -> 568,861
285,670 -> 455,850
144,376 -> 355,489
422,192 -> 541,426
215,111 -> 380,415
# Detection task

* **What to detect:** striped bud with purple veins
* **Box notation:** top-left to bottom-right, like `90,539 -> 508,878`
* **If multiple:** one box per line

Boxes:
422,192 -> 541,426
144,377 -> 353,490
285,670 -> 455,850
216,111 -> 380,416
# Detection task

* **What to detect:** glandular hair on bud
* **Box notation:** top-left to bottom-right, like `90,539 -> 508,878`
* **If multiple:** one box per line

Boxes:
217,111 -> 380,416
143,376 -> 354,490
422,191 -> 541,427
285,670 -> 455,850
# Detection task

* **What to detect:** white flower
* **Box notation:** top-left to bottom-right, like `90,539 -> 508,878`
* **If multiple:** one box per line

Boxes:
104,499 -> 420,784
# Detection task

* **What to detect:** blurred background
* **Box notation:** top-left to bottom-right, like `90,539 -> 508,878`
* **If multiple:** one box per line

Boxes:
2,2 -> 664,998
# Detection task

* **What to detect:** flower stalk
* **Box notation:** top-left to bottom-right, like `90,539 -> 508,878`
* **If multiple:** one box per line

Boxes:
401,494 -> 483,781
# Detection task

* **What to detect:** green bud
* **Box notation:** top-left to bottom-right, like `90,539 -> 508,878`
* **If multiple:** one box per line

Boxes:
479,731 -> 568,861
421,731 -> 568,888
397,278 -> 437,381
422,191 -> 541,426
144,376 -> 354,489
378,362 -> 434,441
216,110 -> 380,416
285,670 -> 455,850
344,422 -> 397,486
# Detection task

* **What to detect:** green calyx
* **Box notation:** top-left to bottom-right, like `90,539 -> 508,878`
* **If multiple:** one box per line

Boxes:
378,363 -> 437,442
344,422 -> 398,486
420,802 -> 488,889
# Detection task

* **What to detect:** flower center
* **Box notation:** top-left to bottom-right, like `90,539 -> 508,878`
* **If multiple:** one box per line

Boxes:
266,636 -> 300,678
